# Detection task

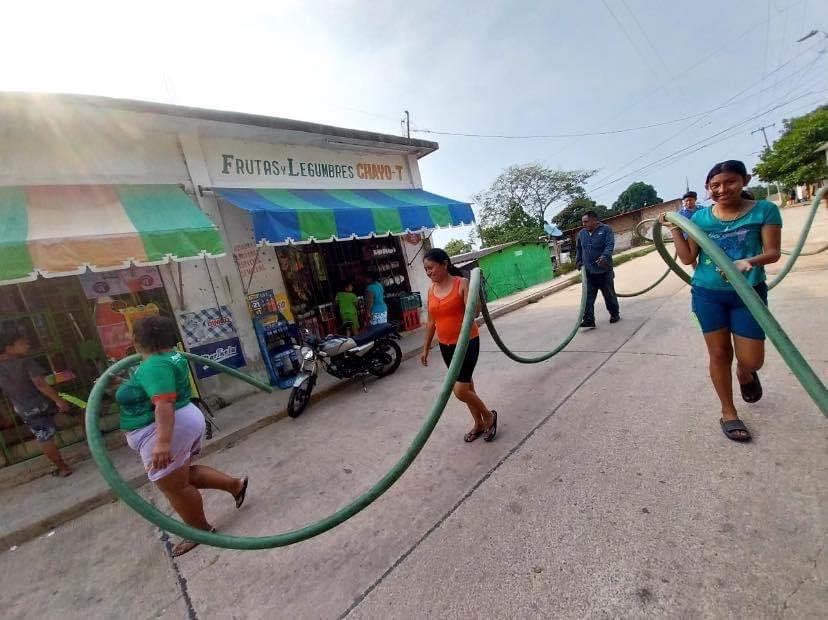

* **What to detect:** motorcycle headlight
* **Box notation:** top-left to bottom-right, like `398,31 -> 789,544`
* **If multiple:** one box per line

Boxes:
300,346 -> 315,361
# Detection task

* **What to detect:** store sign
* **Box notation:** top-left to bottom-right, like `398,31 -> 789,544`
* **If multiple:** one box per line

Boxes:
232,242 -> 265,281
247,289 -> 278,317
190,337 -> 246,379
202,138 -> 413,189
79,267 -> 163,299
178,306 -> 237,347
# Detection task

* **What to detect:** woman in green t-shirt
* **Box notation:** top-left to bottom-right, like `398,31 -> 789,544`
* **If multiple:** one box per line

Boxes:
117,316 -> 248,557
664,160 -> 782,443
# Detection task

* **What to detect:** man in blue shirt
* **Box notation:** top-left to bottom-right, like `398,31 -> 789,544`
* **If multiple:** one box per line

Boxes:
678,190 -> 699,220
575,210 -> 620,328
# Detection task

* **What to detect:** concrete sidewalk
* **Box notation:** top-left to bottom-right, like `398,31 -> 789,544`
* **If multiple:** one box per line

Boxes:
0,253 -> 596,550
1,203 -> 824,619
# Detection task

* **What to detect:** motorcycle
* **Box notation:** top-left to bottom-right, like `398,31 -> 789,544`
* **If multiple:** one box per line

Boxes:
288,322 -> 403,418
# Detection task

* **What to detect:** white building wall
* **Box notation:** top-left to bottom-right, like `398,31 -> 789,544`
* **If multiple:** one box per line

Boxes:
0,97 -> 441,405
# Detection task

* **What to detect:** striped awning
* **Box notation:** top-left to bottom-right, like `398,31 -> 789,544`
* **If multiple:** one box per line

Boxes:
215,188 -> 475,245
0,185 -> 224,285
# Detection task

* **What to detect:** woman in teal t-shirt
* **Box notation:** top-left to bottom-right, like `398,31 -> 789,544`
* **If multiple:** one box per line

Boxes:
117,316 -> 248,557
364,276 -> 388,325
664,160 -> 782,442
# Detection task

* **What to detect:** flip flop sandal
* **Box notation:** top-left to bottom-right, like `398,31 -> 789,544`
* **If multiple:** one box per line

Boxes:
464,429 -> 484,443
234,476 -> 249,509
172,527 -> 216,558
50,468 -> 72,478
739,372 -> 763,403
484,410 -> 498,442
720,418 -> 751,442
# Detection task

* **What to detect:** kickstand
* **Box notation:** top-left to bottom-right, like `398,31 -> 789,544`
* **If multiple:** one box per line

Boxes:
361,378 -> 368,393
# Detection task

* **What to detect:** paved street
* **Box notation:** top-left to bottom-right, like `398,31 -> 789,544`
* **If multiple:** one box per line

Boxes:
1,204 -> 825,619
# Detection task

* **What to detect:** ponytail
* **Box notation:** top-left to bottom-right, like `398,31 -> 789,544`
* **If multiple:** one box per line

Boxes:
424,248 -> 464,277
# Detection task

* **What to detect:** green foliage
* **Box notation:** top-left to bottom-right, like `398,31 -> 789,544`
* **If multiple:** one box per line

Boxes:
612,181 -> 662,213
754,106 -> 828,187
552,197 -> 613,231
746,185 -> 768,201
479,201 -> 545,247
444,238 -> 472,256
474,163 -> 595,228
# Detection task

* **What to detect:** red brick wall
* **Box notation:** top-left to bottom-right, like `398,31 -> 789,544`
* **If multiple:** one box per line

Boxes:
564,199 -> 681,254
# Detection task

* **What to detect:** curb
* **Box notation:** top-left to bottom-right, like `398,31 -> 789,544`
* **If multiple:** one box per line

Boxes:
0,336 -> 428,550
2,273 -> 585,549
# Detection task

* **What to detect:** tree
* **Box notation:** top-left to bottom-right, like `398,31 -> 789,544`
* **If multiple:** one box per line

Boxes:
746,185 -> 768,201
552,197 -> 613,231
475,163 -> 595,246
612,182 -> 663,213
754,106 -> 828,188
444,238 -> 472,256
478,200 -> 545,247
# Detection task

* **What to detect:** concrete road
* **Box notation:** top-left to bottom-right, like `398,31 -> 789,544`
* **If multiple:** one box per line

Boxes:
1,204 -> 825,619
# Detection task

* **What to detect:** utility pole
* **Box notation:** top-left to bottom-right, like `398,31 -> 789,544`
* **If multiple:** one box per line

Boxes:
685,176 -> 690,193
752,124 -> 784,204
402,110 -> 410,139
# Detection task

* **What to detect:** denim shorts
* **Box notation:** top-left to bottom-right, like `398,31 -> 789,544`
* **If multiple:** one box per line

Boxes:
19,404 -> 57,443
691,282 -> 768,340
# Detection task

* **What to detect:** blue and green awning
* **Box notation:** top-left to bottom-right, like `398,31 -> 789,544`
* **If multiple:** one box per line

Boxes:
215,188 -> 475,244
0,185 -> 224,285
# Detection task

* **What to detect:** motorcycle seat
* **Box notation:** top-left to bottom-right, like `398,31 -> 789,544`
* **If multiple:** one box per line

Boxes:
352,323 -> 396,346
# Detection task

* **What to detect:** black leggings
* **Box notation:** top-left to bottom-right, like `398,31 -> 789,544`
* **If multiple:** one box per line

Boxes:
439,337 -> 480,383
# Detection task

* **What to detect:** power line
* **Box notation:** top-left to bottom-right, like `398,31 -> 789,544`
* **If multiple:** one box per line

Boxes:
601,0 -> 664,87
413,33 -> 821,143
619,0 -> 678,92
586,89 -> 825,197
586,43 -> 825,188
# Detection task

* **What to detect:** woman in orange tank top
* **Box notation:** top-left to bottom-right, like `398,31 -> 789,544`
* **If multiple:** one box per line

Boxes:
421,248 -> 497,443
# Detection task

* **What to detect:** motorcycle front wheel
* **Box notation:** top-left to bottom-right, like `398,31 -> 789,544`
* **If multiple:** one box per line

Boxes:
288,377 -> 315,418
368,339 -> 403,378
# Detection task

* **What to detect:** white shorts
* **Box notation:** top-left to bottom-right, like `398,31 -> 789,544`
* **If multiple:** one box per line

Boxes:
126,402 -> 206,482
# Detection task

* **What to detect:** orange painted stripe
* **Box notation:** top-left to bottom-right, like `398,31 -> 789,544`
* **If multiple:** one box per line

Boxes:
26,185 -> 148,275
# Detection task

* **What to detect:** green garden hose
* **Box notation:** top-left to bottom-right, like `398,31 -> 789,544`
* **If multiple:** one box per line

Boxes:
652,199 -> 827,416
478,267 -> 587,364
85,269 -> 482,550
86,190 -> 827,548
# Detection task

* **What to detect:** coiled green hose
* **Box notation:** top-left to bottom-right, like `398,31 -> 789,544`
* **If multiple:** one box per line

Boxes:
85,190 -> 826,548
85,270 -> 482,550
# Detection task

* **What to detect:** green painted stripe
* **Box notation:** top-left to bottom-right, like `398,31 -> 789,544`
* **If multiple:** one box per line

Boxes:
327,190 -> 404,235
117,185 -> 224,261
381,189 -> 439,206
0,187 -> 34,282
256,189 -> 336,241
428,205 -> 452,227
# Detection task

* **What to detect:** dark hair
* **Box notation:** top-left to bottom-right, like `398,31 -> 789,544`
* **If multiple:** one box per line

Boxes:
705,160 -> 748,185
582,210 -> 599,220
0,324 -> 25,351
423,248 -> 463,277
740,189 -> 755,200
682,191 -> 697,200
133,316 -> 179,353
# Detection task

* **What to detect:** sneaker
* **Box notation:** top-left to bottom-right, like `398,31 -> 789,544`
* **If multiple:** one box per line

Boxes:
580,320 -> 596,328
609,315 -> 621,324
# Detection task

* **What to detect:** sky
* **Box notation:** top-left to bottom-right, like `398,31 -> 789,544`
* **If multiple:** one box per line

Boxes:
2,0 -> 827,247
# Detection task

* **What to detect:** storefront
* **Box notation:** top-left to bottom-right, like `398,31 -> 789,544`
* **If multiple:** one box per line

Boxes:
0,93 -> 473,468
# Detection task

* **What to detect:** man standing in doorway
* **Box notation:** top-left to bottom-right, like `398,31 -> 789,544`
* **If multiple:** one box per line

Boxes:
575,210 -> 620,328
